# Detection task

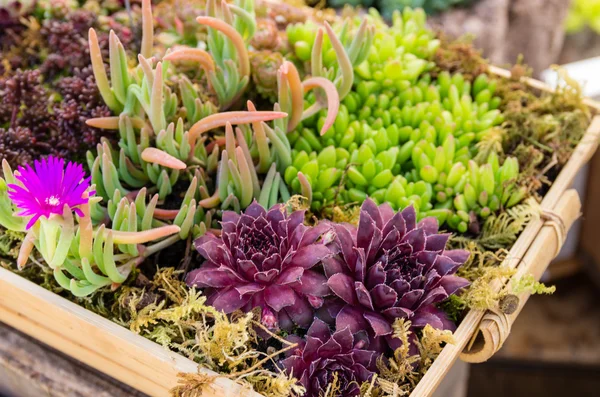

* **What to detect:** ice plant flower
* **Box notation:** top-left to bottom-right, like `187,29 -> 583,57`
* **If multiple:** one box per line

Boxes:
186,201 -> 332,331
7,156 -> 91,229
281,318 -> 377,397
322,199 -> 470,352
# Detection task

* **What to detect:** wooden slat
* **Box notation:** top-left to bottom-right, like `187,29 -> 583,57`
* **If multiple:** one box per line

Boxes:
410,113 -> 600,396
0,269 -> 261,397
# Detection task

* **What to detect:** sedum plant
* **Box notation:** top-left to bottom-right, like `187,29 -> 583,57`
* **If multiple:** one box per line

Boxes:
282,10 -> 524,231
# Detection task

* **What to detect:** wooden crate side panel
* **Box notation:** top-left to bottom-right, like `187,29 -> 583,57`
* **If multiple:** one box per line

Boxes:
0,269 -> 260,397
410,114 -> 600,397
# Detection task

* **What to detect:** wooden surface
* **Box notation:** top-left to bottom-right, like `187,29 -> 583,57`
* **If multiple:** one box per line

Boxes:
461,189 -> 582,363
0,322 -> 144,397
0,268 -> 261,397
411,112 -> 600,396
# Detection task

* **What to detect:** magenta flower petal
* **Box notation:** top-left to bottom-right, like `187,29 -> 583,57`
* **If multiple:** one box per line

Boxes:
7,156 -> 91,229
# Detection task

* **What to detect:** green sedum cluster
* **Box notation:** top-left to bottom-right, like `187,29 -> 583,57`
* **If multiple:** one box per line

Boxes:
283,9 -> 524,230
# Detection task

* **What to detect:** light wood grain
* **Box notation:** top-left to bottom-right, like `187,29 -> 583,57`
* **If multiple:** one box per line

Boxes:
460,190 -> 582,362
410,107 -> 600,395
0,269 -> 261,397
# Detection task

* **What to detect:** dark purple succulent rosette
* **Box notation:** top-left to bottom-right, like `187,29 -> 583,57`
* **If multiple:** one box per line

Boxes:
186,201 -> 333,331
321,199 -> 470,352
281,318 -> 377,397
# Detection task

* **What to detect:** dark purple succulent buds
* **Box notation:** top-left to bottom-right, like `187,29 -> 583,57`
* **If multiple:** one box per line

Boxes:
281,318 -> 377,397
322,199 -> 470,352
186,201 -> 333,331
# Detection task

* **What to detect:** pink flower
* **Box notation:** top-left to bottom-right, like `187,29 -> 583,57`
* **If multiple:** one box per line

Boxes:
8,156 -> 91,229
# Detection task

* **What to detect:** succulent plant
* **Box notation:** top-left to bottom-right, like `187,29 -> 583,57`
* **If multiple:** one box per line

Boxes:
321,199 -> 469,352
186,201 -> 333,331
281,318 -> 377,397
0,157 -> 183,296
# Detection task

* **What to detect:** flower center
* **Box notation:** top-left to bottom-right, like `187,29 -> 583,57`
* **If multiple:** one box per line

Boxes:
45,195 -> 61,207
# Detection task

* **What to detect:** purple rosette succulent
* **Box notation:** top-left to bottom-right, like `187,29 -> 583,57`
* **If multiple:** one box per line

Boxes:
186,201 -> 333,331
281,318 -> 377,397
322,199 -> 470,352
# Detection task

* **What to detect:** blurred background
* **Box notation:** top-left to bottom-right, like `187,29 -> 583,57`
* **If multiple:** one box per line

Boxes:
1,0 -> 600,396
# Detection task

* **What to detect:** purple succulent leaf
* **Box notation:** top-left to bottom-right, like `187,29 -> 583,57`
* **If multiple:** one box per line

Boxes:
276,266 -> 304,285
332,326 -> 355,352
433,254 -> 464,275
361,198 -> 383,229
445,249 -> 471,264
328,273 -> 358,305
238,259 -> 259,279
334,223 -> 358,268
440,275 -> 470,295
382,210 -> 407,239
365,226 -> 383,269
264,284 -> 297,311
317,333 -> 343,357
378,202 -> 395,224
254,269 -> 279,283
185,266 -> 243,288
211,287 -> 251,313
287,210 -> 305,235
278,309 -> 294,331
417,217 -> 439,235
284,293 -> 314,328
357,210 -> 376,252
355,282 -> 374,311
307,317 -> 331,341
417,286 -> 448,308
261,253 -> 281,272
354,246 -> 367,283
303,335 -> 324,360
322,256 -> 345,278
425,233 -> 451,252
335,304 -> 369,334
244,200 -> 267,218
222,210 -> 241,224
380,227 -> 400,252
389,279 -> 410,296
363,311 -> 393,336
371,284 -> 398,309
398,289 -> 425,309
307,295 -> 324,308
235,283 -> 264,296
294,269 -> 330,297
401,205 -> 417,230
382,306 -> 412,319
402,227 -> 426,252
365,263 -> 386,290
298,222 -> 333,247
288,244 -> 331,269
412,306 -> 456,331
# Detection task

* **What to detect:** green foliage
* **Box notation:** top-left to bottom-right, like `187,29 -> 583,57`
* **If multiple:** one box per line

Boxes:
566,0 -> 600,34
283,9 -> 522,231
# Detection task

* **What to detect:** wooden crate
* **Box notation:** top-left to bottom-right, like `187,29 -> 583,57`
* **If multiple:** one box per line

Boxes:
0,69 -> 598,397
